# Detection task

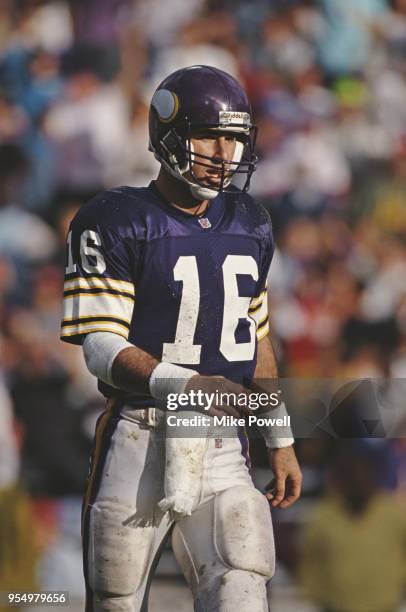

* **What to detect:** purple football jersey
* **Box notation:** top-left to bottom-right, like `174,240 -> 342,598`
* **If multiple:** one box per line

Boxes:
61,183 -> 273,403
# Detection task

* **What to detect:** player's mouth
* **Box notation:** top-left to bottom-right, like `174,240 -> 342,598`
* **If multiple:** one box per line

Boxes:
204,170 -> 232,185
206,176 -> 222,185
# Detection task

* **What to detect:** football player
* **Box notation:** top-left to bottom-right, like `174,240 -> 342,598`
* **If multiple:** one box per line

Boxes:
60,65 -> 302,612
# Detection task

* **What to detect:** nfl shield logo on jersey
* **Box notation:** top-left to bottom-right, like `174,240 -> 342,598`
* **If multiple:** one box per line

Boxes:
215,436 -> 222,449
198,217 -> 211,229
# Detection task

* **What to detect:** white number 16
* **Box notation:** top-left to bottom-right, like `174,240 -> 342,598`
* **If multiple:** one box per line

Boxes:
163,255 -> 258,364
65,230 -> 106,275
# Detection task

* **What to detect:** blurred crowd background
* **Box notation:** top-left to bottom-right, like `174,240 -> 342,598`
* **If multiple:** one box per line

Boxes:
0,0 -> 405,610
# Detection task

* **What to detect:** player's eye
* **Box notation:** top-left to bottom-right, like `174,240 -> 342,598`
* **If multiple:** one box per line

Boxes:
192,136 -> 213,143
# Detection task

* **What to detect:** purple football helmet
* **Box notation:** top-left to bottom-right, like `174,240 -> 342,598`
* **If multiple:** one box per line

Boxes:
148,65 -> 257,199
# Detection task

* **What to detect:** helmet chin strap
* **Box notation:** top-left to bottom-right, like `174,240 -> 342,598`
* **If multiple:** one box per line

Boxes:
189,183 -> 218,200
157,155 -> 219,200
180,140 -> 219,200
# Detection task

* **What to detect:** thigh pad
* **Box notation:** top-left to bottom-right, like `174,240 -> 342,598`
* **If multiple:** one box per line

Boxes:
172,485 -> 275,592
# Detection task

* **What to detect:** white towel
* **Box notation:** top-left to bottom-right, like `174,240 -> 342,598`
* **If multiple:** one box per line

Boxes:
158,411 -> 210,518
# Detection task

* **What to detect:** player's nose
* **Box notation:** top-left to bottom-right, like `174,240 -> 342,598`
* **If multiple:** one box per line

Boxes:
213,137 -> 229,162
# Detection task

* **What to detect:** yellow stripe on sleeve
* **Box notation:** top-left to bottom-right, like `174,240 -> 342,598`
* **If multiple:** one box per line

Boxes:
249,289 -> 267,309
63,291 -> 135,304
61,320 -> 130,338
64,276 -> 135,296
62,314 -> 131,325
256,321 -> 270,340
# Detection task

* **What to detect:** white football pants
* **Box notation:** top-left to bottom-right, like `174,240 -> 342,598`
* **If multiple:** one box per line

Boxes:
82,402 -> 275,612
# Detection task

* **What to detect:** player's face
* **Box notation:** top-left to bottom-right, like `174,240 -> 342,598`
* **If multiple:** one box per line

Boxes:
188,131 -> 238,188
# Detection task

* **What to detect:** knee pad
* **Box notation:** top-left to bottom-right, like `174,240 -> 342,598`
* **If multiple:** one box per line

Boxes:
194,570 -> 269,612
215,485 -> 275,577
172,485 -> 275,595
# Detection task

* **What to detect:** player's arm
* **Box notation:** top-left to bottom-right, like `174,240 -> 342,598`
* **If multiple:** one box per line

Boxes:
254,333 -> 278,378
247,204 -> 301,507
81,332 -> 159,394
112,344 -> 158,394
84,332 -> 251,419
59,207 -> 194,405
254,334 -> 302,509
60,205 -> 248,417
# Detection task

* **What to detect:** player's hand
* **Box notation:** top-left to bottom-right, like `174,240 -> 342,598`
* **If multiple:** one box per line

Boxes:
184,375 -> 252,419
265,446 -> 302,509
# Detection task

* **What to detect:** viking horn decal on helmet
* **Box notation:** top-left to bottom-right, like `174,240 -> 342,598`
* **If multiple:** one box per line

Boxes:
151,89 -> 180,123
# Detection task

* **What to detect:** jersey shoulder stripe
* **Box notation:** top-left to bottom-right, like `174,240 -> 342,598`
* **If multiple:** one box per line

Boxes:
61,322 -> 129,340
63,288 -> 135,301
64,275 -> 135,295
61,315 -> 131,328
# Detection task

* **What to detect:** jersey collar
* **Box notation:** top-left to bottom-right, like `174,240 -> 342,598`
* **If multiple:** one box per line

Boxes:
148,181 -> 225,230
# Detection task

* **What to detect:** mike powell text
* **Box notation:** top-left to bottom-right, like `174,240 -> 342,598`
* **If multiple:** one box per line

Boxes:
166,414 -> 291,427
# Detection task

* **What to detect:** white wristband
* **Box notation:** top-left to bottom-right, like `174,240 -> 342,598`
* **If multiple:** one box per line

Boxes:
256,402 -> 295,449
149,362 -> 199,401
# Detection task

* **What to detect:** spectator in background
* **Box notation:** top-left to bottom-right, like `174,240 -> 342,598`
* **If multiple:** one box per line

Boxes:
133,0 -> 204,49
0,360 -> 39,606
373,0 -> 406,69
318,0 -> 387,77
0,95 -> 28,142
150,14 -> 239,87
353,134 -> 406,234
121,92 -> 160,187
391,294 -> 406,377
260,10 -> 316,76
300,441 -> 406,612
0,368 -> 19,490
0,143 -> 57,273
44,46 -> 129,188
8,310 -> 93,498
